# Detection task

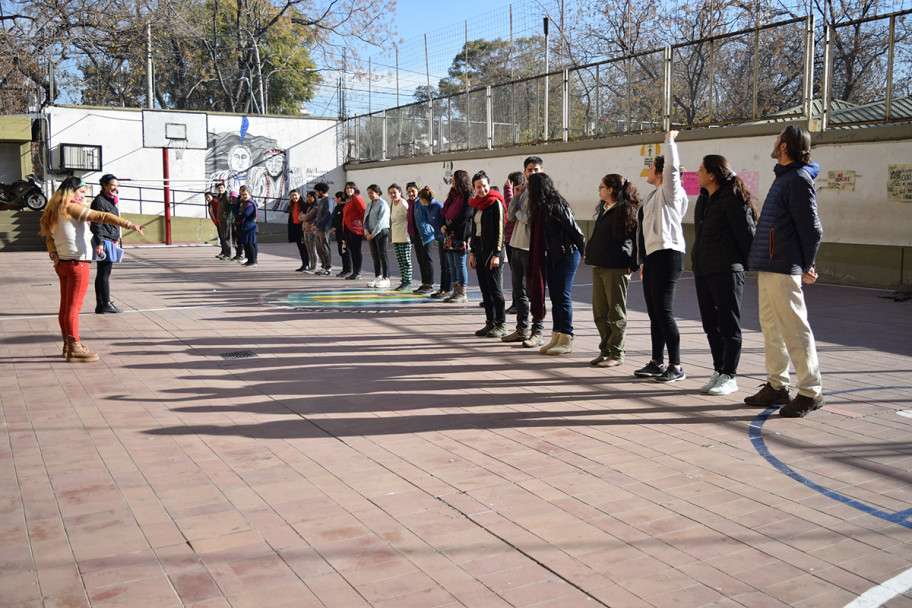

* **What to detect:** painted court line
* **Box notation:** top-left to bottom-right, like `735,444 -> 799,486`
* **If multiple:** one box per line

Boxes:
749,386 -> 912,530
843,565 -> 912,607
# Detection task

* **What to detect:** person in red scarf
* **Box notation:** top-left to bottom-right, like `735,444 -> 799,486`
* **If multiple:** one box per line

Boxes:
439,170 -> 473,300
468,171 -> 508,336
342,181 -> 367,280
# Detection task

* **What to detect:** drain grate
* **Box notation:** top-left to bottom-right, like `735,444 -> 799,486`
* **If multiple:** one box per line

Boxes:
218,350 -> 257,360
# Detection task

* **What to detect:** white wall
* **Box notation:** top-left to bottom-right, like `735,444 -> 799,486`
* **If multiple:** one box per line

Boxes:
45,106 -> 344,222
346,135 -> 912,247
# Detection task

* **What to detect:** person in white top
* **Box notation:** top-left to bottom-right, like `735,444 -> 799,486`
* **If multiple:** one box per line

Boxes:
634,130 -> 689,383
39,176 -> 144,363
388,184 -> 413,291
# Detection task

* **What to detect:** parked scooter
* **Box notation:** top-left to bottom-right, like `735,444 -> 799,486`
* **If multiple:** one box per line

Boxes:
0,175 -> 47,211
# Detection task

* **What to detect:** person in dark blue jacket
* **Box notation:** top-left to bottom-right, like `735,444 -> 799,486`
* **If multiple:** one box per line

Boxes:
236,185 -> 258,266
744,125 -> 824,418
415,186 -> 444,295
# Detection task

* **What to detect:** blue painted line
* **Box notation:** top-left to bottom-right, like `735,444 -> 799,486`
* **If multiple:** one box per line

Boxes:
749,386 -> 912,530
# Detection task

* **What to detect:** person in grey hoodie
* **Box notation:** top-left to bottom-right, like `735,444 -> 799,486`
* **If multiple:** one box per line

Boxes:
363,184 -> 391,289
312,182 -> 335,275
744,125 -> 824,418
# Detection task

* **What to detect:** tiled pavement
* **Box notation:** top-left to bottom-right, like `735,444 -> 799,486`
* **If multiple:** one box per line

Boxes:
2,243 -> 911,608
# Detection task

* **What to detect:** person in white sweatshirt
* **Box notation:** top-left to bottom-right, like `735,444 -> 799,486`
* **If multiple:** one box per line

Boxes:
634,130 -> 689,383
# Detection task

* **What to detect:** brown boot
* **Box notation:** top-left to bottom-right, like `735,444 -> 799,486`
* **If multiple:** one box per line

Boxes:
445,283 -> 468,303
65,335 -> 99,363
62,332 -> 68,358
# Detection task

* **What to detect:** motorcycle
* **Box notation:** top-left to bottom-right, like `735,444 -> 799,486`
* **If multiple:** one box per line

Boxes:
0,175 -> 47,211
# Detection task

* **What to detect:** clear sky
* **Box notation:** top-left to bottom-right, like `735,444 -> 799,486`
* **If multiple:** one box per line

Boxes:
389,0 -> 516,39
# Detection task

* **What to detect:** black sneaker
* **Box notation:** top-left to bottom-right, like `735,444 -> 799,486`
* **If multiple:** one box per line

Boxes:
296,265 -> 307,272
345,273 -> 361,280
474,323 -> 494,337
337,270 -> 351,278
655,366 -> 685,383
778,394 -> 824,418
506,304 -> 517,315
413,284 -> 434,295
634,361 -> 665,377
744,382 -> 791,407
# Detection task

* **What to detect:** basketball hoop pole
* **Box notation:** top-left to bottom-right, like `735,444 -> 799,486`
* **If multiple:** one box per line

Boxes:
163,148 -> 172,245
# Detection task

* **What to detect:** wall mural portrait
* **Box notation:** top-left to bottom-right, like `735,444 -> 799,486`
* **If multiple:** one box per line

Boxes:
205,118 -> 306,215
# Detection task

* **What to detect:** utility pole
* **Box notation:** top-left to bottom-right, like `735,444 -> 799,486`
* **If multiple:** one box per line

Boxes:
146,23 -> 154,108
544,16 -> 550,140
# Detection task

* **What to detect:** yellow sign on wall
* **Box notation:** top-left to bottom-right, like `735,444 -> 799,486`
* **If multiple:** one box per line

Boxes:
640,143 -> 661,178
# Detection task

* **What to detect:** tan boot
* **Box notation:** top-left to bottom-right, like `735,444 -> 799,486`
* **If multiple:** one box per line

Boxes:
539,331 -> 560,354
446,283 -> 468,303
65,335 -> 99,363
546,333 -> 573,355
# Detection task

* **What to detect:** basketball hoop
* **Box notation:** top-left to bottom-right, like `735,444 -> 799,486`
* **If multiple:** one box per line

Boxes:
168,137 -> 188,160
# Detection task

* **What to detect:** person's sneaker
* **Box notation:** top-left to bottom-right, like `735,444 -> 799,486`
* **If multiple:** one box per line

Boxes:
242,261 -> 257,267
744,382 -> 791,407
596,358 -> 622,368
474,323 -> 494,337
522,332 -> 544,348
393,282 -> 411,291
700,371 -> 722,393
590,355 -> 608,366
708,374 -> 738,396
337,270 -> 351,277
505,304 -> 517,315
317,269 -> 331,276
237,257 -> 246,264
478,300 -> 485,307
296,265 -> 307,271
367,279 -> 379,288
486,323 -> 509,338
377,278 -> 391,289
655,366 -> 686,383
501,329 -> 530,343
634,361 -> 665,378
345,273 -> 361,280
778,394 -> 824,418
230,255 -> 240,261
430,289 -> 452,299
413,284 -> 434,295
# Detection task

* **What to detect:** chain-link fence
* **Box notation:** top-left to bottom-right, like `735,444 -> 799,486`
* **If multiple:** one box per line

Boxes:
344,9 -> 912,163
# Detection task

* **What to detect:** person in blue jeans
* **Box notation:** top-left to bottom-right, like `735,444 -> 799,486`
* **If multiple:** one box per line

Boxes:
526,172 -> 585,356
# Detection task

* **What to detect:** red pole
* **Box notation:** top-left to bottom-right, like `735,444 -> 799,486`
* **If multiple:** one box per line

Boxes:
162,148 -> 172,245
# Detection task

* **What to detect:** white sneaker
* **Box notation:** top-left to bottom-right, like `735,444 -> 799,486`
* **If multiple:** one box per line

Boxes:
366,279 -> 379,288
377,278 -> 391,289
700,371 -> 722,393
708,374 -> 739,396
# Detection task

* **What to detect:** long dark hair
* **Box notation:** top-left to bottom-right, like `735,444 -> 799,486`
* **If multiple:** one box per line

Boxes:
599,174 -> 641,239
702,155 -> 758,222
450,170 -> 471,199
345,181 -> 360,195
527,172 -> 569,223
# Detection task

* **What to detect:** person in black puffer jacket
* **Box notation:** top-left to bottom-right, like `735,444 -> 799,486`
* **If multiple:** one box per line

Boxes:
90,174 -> 125,314
692,155 -> 757,397
584,174 -> 641,368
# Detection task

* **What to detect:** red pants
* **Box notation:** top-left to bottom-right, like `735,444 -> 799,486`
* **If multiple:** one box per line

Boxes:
55,261 -> 90,340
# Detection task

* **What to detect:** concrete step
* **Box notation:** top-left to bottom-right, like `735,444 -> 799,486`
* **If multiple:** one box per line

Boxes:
0,209 -> 44,252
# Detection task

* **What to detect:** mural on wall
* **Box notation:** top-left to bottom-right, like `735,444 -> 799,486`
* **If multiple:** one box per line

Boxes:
205,118 -> 305,213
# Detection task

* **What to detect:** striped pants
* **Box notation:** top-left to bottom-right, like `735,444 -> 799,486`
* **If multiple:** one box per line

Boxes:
394,241 -> 412,284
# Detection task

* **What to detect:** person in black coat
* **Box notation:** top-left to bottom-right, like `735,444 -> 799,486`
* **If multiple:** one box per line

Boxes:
584,174 -> 641,367
692,154 -> 757,396
90,174 -> 124,314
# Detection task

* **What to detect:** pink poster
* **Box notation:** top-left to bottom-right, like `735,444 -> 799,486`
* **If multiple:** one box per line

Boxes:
680,171 -> 760,199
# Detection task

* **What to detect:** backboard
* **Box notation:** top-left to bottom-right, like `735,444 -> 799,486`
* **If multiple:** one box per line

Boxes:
142,110 -> 209,150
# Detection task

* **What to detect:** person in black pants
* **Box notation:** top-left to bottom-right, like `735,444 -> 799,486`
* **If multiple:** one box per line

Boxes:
90,174 -> 124,314
468,171 -> 507,337
287,189 -> 309,271
692,154 -> 757,396
331,191 -> 352,277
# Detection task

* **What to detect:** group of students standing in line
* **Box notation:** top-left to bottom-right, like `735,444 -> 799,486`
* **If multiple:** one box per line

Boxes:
205,183 -> 261,266
282,126 -> 825,419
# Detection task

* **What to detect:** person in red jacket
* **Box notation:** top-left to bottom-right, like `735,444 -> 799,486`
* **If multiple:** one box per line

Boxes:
342,181 -> 366,280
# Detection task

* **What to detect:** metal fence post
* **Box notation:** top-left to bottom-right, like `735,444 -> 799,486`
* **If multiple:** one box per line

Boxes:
381,110 -> 388,160
562,69 -> 569,142
886,14 -> 896,122
663,46 -> 673,131
486,86 -> 493,150
804,15 -> 816,129
821,24 -> 833,132
752,27 -> 760,119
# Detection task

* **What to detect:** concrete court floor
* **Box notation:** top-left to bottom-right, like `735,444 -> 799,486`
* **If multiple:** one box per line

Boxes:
1,242 -> 911,608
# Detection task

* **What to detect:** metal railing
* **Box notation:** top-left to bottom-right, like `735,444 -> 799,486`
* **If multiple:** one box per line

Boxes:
346,10 -> 912,163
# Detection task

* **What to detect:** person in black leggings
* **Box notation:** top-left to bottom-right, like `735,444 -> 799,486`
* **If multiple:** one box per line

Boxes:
90,174 -> 124,314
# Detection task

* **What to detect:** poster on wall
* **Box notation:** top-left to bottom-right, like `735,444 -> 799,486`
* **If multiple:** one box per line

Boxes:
887,164 -> 912,202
